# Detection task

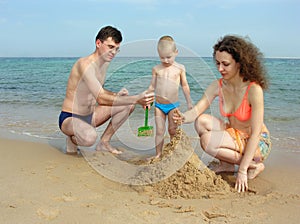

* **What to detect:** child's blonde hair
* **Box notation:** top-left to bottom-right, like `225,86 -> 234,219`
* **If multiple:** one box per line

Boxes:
158,35 -> 177,52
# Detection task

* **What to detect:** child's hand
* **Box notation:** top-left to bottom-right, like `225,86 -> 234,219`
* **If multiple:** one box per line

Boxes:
173,109 -> 185,125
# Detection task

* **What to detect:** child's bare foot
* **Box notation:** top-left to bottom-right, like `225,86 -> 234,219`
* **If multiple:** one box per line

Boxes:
145,154 -> 162,162
247,163 -> 265,179
212,161 -> 235,174
66,136 -> 78,155
96,141 -> 122,155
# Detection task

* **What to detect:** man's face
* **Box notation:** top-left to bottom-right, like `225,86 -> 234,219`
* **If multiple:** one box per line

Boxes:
97,37 -> 121,61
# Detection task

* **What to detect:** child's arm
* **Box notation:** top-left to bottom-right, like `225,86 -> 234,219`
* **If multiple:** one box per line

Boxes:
180,66 -> 193,109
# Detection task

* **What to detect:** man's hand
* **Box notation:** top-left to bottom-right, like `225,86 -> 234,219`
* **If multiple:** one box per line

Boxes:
143,102 -> 153,110
117,88 -> 129,96
137,91 -> 154,107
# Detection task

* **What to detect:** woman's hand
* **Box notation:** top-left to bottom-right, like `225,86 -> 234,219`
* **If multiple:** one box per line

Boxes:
173,109 -> 185,125
235,171 -> 248,193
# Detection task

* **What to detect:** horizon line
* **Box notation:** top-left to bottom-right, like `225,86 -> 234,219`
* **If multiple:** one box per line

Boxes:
1,56 -> 300,59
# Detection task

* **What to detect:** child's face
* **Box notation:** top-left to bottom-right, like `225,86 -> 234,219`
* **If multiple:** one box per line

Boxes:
158,47 -> 177,67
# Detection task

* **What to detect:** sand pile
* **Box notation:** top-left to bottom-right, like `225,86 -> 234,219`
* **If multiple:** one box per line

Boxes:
148,154 -> 232,199
81,128 -> 232,199
132,129 -> 233,199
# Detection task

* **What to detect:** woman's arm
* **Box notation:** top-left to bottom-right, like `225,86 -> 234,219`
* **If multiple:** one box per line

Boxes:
238,84 -> 264,173
175,80 -> 219,123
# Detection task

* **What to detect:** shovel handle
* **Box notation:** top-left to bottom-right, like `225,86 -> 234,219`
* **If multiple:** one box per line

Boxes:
144,102 -> 153,127
144,106 -> 149,126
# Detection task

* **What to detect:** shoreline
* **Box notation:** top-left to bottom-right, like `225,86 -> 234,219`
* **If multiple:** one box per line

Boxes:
0,136 -> 299,223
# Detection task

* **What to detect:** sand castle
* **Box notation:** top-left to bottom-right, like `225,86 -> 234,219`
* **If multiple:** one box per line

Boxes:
82,128 -> 232,199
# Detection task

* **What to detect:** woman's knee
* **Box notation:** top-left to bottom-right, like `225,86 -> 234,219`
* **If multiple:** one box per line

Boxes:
200,132 -> 218,155
194,114 -> 211,135
199,132 -> 210,152
199,131 -> 226,158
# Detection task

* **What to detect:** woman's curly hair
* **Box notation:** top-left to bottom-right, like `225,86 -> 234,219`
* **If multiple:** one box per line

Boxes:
213,35 -> 269,89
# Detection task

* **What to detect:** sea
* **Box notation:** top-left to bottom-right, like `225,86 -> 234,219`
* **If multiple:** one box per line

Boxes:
0,56 -> 299,155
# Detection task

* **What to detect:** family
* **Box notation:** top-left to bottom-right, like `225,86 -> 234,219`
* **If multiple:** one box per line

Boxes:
58,25 -> 271,193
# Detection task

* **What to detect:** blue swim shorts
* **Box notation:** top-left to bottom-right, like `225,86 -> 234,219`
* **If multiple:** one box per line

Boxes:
155,101 -> 180,115
58,111 -> 93,130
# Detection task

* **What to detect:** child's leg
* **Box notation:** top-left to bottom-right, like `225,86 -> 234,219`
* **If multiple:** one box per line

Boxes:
154,107 -> 167,158
168,109 -> 178,140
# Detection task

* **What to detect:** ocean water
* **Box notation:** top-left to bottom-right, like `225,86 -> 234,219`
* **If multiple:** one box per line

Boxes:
0,57 -> 299,153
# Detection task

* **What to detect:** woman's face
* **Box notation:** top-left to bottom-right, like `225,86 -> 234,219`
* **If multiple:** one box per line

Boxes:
215,50 -> 240,80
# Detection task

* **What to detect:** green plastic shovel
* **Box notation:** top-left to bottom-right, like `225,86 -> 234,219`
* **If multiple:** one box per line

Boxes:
138,103 -> 153,137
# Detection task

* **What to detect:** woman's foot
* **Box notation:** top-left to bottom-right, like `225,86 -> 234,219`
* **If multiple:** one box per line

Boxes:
96,141 -> 122,155
247,163 -> 265,179
212,161 -> 235,174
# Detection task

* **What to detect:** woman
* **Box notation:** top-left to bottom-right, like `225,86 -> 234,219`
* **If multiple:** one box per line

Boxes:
174,35 -> 271,192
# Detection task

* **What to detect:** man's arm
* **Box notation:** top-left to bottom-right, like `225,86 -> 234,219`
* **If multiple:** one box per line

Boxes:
83,63 -> 154,107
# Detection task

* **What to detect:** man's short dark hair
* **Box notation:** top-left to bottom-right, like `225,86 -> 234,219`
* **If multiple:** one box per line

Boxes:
95,26 -> 122,43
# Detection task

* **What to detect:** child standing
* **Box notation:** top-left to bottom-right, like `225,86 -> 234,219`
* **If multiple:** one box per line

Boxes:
147,35 -> 193,159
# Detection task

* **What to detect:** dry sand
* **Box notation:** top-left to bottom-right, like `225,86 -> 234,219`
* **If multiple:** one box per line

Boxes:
0,129 -> 299,224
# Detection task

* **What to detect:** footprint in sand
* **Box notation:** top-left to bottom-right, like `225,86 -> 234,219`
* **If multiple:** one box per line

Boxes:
53,192 -> 78,202
36,207 -> 60,220
61,192 -> 78,202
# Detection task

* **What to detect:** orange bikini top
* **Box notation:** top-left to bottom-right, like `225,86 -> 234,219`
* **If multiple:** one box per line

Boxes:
219,79 -> 254,121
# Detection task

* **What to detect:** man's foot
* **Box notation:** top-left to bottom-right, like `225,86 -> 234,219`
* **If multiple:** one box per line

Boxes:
96,141 -> 122,155
66,137 -> 78,155
247,163 -> 265,179
212,161 -> 235,174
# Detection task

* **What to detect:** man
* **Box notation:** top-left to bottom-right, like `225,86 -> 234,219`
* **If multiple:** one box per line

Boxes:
59,26 -> 154,155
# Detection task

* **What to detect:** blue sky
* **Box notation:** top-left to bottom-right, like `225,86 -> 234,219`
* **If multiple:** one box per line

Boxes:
0,0 -> 299,58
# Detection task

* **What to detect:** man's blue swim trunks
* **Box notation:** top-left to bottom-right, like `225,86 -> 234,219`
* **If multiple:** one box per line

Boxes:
58,111 -> 93,130
155,101 -> 180,115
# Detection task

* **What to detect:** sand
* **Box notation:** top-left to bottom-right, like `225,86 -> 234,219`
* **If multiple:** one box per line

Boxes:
0,130 -> 299,224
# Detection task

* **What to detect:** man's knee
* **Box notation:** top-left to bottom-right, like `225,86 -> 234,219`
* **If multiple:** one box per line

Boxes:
115,104 -> 135,116
81,129 -> 98,147
129,104 -> 135,113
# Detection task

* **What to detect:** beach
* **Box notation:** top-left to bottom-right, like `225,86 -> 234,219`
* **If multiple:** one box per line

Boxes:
1,130 -> 299,224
